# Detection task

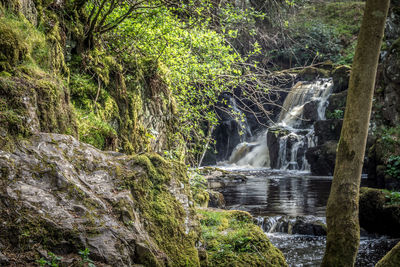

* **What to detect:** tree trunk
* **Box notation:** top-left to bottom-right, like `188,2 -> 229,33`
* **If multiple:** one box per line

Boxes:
376,242 -> 400,266
321,0 -> 390,266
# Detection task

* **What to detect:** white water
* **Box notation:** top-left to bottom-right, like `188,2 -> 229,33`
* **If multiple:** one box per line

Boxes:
225,78 -> 333,170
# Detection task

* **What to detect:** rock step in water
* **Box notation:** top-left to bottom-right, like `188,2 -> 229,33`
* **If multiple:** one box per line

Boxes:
256,215 -> 327,236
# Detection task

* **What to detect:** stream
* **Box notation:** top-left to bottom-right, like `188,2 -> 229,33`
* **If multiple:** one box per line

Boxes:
217,168 -> 399,267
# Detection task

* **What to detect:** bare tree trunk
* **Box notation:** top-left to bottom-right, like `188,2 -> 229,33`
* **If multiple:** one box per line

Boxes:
321,0 -> 390,266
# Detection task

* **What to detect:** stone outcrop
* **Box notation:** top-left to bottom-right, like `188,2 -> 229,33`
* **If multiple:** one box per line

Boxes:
0,133 -> 200,266
359,187 -> 400,237
367,3 -> 400,188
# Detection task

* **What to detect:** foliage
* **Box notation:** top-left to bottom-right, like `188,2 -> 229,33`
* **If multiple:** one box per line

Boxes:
75,109 -> 117,150
36,252 -> 62,267
269,1 -> 364,67
386,156 -> 400,180
101,5 -> 248,163
326,109 -> 344,119
79,248 -> 96,267
375,126 -> 400,159
382,190 -> 400,205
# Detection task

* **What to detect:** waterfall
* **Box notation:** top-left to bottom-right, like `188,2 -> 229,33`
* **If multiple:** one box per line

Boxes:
224,78 -> 334,171
229,96 -> 252,142
228,131 -> 270,167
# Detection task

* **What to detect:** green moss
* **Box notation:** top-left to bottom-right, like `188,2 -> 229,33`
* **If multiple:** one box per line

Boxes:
189,171 -> 210,207
0,10 -> 77,149
297,67 -> 330,81
198,209 -> 287,267
0,19 -> 28,71
119,154 -> 201,266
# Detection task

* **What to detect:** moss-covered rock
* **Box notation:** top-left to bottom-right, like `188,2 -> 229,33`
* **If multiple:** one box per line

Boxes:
0,133 -> 201,266
359,187 -> 400,237
198,208 -> 287,267
0,68 -> 77,150
0,18 -> 28,71
297,67 -> 330,81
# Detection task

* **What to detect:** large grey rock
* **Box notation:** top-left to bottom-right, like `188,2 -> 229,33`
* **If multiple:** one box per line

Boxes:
0,133 -> 200,266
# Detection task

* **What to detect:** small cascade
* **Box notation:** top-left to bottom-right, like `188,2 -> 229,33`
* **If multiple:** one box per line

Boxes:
277,135 -> 288,169
229,96 -> 252,142
224,78 -> 334,171
256,215 -> 327,236
228,131 -> 270,167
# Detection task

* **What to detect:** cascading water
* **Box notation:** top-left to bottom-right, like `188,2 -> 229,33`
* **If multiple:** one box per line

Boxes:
229,96 -> 252,142
225,78 -> 334,171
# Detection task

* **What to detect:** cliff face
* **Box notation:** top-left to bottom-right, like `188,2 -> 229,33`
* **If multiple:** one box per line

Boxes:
367,2 -> 400,189
0,0 -> 183,157
0,2 -> 196,265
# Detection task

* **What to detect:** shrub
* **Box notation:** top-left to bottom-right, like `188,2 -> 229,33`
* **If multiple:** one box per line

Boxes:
386,155 -> 400,179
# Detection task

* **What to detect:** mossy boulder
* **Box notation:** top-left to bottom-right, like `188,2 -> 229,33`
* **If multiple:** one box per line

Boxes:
359,187 -> 400,237
297,67 -> 330,81
198,209 -> 287,267
0,133 -> 201,266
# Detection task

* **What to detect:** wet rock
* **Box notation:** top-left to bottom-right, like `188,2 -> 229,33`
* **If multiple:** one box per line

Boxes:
259,215 -> 326,236
385,3 -> 400,42
332,65 -> 351,93
305,141 -> 337,176
199,167 -> 247,189
302,100 -> 320,127
314,119 -> 343,146
0,133 -> 200,266
207,190 -> 226,209
326,90 -> 347,116
359,187 -> 400,237
267,127 -> 290,169
292,217 -> 327,236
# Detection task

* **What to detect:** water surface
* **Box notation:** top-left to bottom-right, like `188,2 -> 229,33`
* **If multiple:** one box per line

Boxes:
218,169 -> 399,267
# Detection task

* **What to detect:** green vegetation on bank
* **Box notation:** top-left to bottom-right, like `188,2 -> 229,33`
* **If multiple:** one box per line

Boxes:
270,1 -> 365,67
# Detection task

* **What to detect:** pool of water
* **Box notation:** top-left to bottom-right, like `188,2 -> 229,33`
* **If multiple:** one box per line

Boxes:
218,168 -> 399,266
